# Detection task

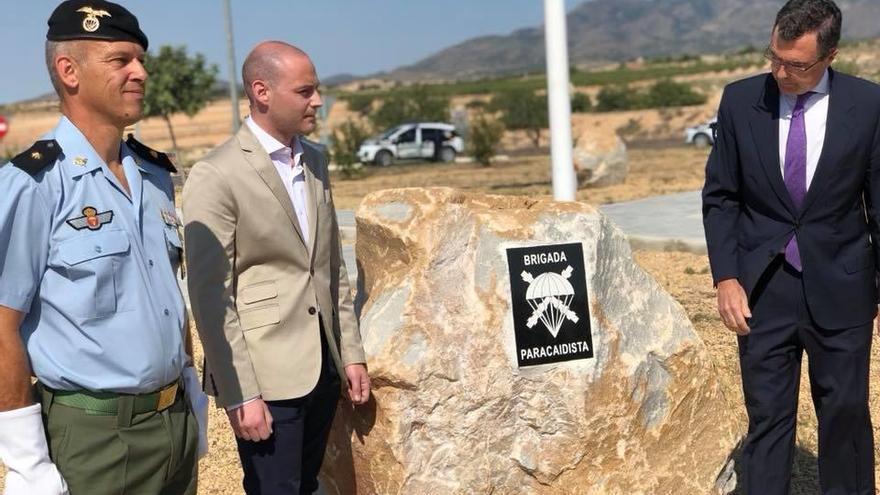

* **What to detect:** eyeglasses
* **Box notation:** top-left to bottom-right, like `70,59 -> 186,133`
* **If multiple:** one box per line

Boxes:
763,46 -> 825,74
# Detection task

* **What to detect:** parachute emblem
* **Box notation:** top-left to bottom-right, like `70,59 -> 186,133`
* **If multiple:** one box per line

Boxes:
521,265 -> 580,338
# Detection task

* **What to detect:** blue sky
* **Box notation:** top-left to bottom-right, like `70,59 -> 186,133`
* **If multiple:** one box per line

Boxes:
0,0 -> 583,104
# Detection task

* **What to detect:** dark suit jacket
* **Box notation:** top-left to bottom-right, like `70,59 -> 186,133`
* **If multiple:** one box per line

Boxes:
702,69 -> 880,330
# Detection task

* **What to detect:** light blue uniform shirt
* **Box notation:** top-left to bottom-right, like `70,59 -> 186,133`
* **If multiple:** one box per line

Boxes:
0,116 -> 187,393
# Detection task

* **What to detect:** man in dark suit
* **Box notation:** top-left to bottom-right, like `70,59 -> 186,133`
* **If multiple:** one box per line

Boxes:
702,0 -> 880,493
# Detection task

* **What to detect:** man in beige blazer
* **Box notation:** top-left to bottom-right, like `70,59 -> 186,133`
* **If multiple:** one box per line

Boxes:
182,41 -> 370,495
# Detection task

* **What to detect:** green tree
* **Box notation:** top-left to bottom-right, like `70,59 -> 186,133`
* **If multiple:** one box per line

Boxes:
490,89 -> 548,148
143,45 -> 218,157
571,92 -> 593,113
369,86 -> 449,131
331,119 -> 370,178
644,80 -> 706,108
595,85 -> 636,111
467,111 -> 505,166
344,94 -> 375,116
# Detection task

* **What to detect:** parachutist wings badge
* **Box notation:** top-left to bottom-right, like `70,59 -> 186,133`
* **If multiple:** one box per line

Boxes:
67,206 -> 114,231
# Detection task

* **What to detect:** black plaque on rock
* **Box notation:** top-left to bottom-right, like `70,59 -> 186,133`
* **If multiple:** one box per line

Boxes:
506,242 -> 593,367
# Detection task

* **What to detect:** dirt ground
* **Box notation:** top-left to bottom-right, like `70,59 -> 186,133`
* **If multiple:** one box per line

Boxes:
196,251 -> 869,495
3,140 -> 879,494
330,143 -> 710,210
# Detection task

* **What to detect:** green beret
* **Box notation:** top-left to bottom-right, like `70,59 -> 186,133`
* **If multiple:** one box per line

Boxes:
47,0 -> 148,50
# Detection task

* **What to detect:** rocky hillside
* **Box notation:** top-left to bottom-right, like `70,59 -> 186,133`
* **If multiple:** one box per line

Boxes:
382,0 -> 880,81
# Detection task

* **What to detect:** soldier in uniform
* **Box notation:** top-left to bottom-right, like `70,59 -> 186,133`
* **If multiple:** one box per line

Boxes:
0,1 -> 204,493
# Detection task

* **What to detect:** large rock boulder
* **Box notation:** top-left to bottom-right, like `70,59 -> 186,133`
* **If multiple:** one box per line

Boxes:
321,188 -> 741,494
572,120 -> 628,188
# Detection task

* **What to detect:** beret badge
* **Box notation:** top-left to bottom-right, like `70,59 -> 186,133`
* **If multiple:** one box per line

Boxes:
77,6 -> 111,33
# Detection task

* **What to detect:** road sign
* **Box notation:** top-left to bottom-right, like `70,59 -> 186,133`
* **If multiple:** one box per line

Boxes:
0,115 -> 8,140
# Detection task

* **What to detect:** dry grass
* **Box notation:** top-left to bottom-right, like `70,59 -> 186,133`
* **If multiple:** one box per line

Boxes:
635,251 -> 880,493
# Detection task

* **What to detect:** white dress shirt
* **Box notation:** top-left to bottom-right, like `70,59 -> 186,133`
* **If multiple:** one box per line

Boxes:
778,69 -> 830,190
245,117 -> 311,247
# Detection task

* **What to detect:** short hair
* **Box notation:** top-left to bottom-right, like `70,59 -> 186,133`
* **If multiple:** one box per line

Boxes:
774,0 -> 842,58
241,41 -> 308,102
45,39 -> 84,97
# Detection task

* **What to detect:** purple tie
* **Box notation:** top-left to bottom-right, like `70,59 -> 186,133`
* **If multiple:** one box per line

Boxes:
783,92 -> 813,271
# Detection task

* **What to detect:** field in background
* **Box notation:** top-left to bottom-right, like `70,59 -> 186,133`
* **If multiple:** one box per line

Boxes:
3,37 -> 877,166
329,145 -> 708,210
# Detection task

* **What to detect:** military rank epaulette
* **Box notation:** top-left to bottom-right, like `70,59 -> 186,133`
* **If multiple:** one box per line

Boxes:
126,134 -> 177,173
10,140 -> 62,176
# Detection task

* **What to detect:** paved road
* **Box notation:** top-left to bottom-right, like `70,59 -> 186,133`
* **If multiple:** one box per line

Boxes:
599,190 -> 705,253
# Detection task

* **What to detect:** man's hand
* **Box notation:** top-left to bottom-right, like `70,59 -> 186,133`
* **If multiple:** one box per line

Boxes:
344,364 -> 371,405
717,278 -> 751,335
226,399 -> 273,442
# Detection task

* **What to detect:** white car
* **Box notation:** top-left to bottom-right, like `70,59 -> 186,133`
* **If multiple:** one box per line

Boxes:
358,122 -> 464,166
684,117 -> 717,147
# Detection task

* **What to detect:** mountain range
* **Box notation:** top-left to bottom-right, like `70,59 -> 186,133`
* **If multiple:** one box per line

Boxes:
370,0 -> 880,82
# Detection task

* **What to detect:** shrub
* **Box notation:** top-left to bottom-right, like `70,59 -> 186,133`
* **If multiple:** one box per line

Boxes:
571,92 -> 593,113
344,94 -> 375,115
369,86 -> 450,131
331,119 -> 370,178
490,89 -> 548,148
596,85 -> 636,111
468,112 -> 506,166
644,80 -> 706,107
596,80 -> 706,111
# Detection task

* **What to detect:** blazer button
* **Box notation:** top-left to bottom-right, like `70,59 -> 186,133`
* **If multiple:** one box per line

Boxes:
308,306 -> 317,315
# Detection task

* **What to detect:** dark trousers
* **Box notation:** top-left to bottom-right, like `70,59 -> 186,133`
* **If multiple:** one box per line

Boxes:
738,257 -> 874,495
237,333 -> 342,495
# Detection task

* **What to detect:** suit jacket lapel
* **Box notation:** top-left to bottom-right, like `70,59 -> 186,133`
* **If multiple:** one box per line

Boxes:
236,125 -> 308,247
301,143 -> 322,262
800,69 -> 855,215
750,75 -> 796,215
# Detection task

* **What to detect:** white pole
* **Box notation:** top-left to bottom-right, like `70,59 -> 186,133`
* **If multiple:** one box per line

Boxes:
544,0 -> 577,201
223,0 -> 241,133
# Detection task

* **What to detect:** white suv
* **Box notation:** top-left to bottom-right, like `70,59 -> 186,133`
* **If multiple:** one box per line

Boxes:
684,116 -> 716,147
357,122 -> 464,166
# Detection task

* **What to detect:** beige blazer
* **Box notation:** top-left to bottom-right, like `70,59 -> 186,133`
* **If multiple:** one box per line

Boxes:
182,125 -> 365,408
